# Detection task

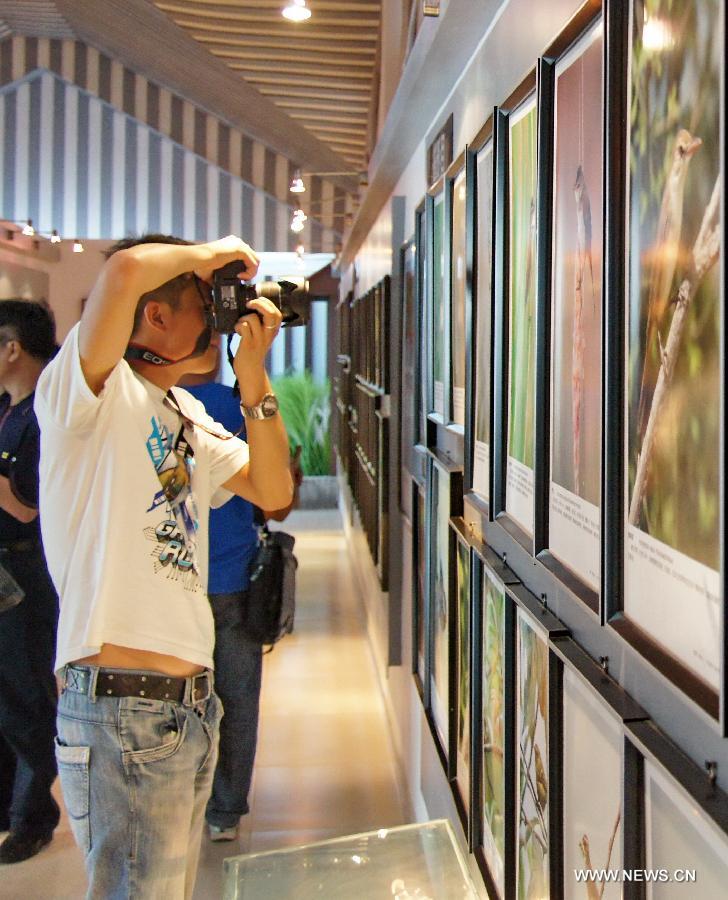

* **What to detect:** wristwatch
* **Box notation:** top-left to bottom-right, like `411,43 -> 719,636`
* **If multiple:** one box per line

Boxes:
240,392 -> 279,420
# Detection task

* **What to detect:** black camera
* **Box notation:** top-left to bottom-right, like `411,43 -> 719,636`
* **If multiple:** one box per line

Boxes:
211,262 -> 310,333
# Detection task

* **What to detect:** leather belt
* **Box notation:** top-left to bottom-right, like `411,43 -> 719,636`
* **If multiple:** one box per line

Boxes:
63,665 -> 212,704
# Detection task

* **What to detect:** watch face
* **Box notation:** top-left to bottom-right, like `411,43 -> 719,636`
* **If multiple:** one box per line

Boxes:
262,394 -> 279,416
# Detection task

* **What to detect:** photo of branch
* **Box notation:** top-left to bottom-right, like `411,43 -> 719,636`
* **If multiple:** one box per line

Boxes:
517,613 -> 549,900
508,102 -> 537,469
626,0 -> 721,570
551,27 -> 603,506
563,668 -> 623,900
481,569 -> 506,896
456,540 -> 471,804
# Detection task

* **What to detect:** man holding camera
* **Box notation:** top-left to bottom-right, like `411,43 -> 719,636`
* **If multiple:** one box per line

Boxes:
34,235 -> 292,899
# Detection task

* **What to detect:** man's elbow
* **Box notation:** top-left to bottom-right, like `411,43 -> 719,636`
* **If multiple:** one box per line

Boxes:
260,475 -> 294,512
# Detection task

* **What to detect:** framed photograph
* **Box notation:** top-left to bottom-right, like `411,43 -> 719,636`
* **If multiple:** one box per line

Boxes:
451,520 -> 472,831
447,155 -> 467,431
425,452 -> 463,769
471,545 -> 514,898
412,473 -> 428,698
428,183 -> 447,421
551,637 -> 648,899
626,719 -> 728,896
545,15 -> 604,603
399,236 -> 418,521
512,584 -> 568,899
616,0 -> 723,719
415,199 -> 429,447
468,119 -> 495,509
505,87 -> 538,540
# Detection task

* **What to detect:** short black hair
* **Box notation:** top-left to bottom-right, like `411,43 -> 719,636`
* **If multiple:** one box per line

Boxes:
0,299 -> 57,360
104,234 -> 196,334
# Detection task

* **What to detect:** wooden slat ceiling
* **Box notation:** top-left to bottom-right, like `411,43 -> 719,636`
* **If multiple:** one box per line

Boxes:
152,0 -> 381,172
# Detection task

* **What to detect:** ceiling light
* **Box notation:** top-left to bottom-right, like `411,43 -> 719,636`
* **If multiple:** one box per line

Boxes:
289,170 -> 305,193
22,219 -> 35,236
282,0 -> 311,22
290,218 -> 305,234
72,239 -> 84,253
50,229 -> 62,244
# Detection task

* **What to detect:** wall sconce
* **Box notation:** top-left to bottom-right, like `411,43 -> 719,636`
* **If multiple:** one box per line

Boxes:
423,0 -> 440,15
72,239 -> 85,253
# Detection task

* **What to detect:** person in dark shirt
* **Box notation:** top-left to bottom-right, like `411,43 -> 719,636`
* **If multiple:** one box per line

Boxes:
0,300 -> 60,864
184,366 -> 300,841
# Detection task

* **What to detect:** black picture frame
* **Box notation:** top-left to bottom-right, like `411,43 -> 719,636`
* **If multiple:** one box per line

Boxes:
534,6 -> 605,619
551,636 -> 648,898
510,583 -> 569,900
465,115 -> 496,519
603,0 -> 726,727
426,178 -> 448,428
445,151 -> 468,436
470,541 -> 519,897
625,718 -> 728,894
424,450 -> 463,774
414,198 -> 428,450
491,71 -> 539,556
449,518 -> 473,839
412,470 -> 428,700
399,234 -> 417,522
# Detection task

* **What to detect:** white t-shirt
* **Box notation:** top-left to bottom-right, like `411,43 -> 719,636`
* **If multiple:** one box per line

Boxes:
34,324 -> 249,672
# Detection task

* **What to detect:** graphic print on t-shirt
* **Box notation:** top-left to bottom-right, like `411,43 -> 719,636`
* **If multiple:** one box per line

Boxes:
143,413 -> 202,590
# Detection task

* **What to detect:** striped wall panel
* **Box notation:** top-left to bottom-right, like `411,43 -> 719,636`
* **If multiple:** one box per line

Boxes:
0,34 -> 351,243
0,67 -> 340,251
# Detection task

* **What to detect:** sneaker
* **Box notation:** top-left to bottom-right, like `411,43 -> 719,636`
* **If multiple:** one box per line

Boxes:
0,830 -> 53,864
208,823 -> 238,842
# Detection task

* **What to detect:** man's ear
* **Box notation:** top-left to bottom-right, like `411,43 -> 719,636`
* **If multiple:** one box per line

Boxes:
6,339 -> 21,363
142,300 -> 170,332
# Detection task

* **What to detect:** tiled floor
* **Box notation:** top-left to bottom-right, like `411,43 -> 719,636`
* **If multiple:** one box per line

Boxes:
1,508 -> 406,899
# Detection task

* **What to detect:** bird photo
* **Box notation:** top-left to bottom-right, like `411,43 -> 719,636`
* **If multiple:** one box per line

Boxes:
627,0 -> 720,574
517,616 -> 549,900
550,29 -> 603,513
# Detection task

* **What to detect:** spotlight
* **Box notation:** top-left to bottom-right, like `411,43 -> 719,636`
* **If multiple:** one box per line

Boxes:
289,170 -> 305,194
282,0 -> 311,22
72,239 -> 84,253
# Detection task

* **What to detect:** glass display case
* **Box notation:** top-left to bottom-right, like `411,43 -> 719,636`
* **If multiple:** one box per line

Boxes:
223,819 -> 480,899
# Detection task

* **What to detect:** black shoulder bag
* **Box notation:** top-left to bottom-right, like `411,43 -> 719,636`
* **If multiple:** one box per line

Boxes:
242,526 -> 297,649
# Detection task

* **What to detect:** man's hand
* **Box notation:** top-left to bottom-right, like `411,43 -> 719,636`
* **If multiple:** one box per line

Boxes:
232,297 -> 283,399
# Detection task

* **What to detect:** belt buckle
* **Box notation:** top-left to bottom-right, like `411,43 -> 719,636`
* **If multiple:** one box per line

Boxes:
191,671 -> 211,704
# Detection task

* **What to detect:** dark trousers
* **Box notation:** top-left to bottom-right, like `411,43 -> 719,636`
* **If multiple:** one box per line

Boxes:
0,545 -> 60,835
205,590 -> 262,829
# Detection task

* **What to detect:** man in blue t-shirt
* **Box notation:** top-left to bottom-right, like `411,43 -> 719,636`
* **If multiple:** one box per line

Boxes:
186,376 -> 299,841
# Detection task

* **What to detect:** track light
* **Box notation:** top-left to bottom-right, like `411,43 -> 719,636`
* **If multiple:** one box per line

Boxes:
282,0 -> 311,22
289,170 -> 305,194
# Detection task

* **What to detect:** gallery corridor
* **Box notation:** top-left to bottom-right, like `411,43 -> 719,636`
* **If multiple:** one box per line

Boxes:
1,507 -> 407,899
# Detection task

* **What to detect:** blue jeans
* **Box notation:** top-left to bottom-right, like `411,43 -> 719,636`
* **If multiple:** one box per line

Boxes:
206,590 -> 262,829
55,667 -> 222,900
